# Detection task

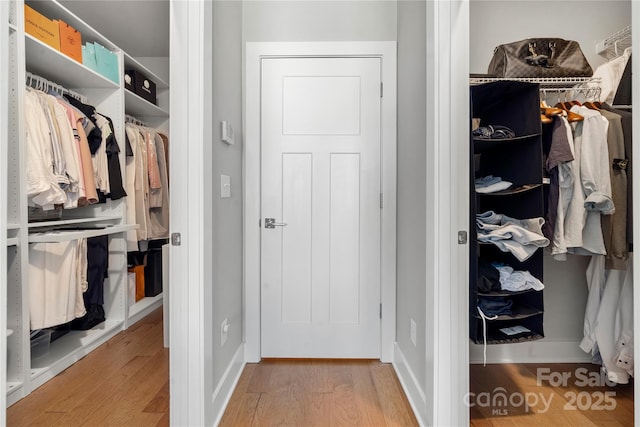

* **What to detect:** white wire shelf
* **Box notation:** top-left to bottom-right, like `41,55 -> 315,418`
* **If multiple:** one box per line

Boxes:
470,77 -> 600,88
595,25 -> 632,59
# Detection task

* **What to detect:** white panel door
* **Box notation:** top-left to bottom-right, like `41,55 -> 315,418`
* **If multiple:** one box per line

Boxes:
261,57 -> 381,358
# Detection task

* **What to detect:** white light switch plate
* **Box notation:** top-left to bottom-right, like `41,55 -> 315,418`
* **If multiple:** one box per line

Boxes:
221,174 -> 231,198
221,121 -> 234,145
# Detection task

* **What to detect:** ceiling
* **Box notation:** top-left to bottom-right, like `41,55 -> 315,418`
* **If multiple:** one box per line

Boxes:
58,0 -> 170,57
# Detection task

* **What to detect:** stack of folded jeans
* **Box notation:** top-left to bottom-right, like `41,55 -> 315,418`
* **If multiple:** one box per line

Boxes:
478,296 -> 513,316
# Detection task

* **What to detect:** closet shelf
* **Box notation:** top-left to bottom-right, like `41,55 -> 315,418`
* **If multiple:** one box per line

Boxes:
473,133 -> 541,143
596,25 -> 632,59
125,89 -> 169,118
27,215 -> 122,229
472,332 -> 544,345
476,184 -> 542,196
123,52 -> 168,89
29,319 -> 123,389
28,224 -> 137,243
476,289 -> 539,297
26,0 -> 118,51
7,381 -> 22,394
25,34 -> 118,91
9,22 -> 17,32
129,293 -> 164,324
7,237 -> 19,247
473,304 -> 543,321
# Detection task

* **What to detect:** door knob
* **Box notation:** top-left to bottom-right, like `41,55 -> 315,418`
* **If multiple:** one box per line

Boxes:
265,218 -> 288,229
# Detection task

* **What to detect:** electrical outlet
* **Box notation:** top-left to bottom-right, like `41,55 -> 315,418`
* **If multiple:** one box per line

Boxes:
221,318 -> 229,347
410,318 -> 417,347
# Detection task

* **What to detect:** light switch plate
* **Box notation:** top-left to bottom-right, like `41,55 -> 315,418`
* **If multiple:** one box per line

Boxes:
221,174 -> 231,198
221,121 -> 234,145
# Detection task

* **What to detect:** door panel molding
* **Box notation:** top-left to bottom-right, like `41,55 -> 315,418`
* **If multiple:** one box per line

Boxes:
244,42 -> 397,362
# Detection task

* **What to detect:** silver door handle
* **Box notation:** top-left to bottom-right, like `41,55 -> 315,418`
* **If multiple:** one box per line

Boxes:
265,218 -> 288,229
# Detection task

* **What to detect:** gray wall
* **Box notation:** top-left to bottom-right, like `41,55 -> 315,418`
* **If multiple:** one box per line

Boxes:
469,0 -> 631,349
470,1 -> 631,74
396,0 -> 427,394
243,0 -> 397,41
212,0 -> 244,387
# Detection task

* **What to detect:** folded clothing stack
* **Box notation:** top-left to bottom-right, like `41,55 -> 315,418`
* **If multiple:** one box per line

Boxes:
475,175 -> 513,193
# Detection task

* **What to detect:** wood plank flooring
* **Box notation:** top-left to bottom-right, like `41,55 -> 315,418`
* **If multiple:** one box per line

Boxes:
470,363 -> 634,427
219,359 -> 419,426
8,310 -> 635,427
7,308 -> 169,427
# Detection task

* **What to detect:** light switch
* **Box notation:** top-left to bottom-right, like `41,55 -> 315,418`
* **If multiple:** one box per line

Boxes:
221,121 -> 234,145
221,174 -> 231,198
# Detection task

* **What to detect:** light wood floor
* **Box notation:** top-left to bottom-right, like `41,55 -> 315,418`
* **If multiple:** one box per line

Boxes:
470,363 -> 634,426
8,309 -> 635,427
7,308 -> 169,427
219,358 -> 418,426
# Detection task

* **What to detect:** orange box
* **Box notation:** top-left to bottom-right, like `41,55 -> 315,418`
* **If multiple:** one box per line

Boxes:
56,20 -> 82,63
24,5 -> 60,51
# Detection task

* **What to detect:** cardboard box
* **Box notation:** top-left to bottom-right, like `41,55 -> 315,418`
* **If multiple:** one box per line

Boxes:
82,42 -> 98,72
94,42 -> 119,84
24,5 -> 60,50
56,20 -> 82,63
129,69 -> 156,104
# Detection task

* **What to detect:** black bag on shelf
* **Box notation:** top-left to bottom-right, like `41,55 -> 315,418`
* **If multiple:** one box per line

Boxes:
488,38 -> 593,78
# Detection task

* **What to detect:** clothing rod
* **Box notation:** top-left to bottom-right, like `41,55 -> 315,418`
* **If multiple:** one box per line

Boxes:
539,86 -> 602,103
124,114 -> 148,127
25,71 -> 87,103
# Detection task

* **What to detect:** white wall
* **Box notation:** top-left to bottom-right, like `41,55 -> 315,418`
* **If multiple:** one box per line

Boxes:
469,0 -> 632,362
212,0 -> 244,390
396,0 -> 427,397
243,0 -> 397,42
134,57 -> 169,84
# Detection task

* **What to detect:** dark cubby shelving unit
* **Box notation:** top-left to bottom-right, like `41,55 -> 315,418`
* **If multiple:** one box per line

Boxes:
469,80 -> 545,345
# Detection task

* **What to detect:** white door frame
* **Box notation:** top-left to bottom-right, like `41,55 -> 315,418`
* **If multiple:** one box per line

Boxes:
169,0 -> 215,425
0,0 -> 9,419
244,42 -> 397,363
427,1 -> 470,426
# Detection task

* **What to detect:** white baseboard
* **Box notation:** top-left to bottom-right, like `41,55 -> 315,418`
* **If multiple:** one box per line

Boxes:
212,344 -> 246,426
392,343 -> 428,427
470,340 -> 593,364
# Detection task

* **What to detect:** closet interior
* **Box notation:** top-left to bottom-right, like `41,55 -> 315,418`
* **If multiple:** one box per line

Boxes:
468,1 -> 634,421
3,0 -> 169,406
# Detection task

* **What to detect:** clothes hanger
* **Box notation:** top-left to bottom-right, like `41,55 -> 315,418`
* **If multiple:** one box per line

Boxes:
583,101 -> 601,110
553,95 -> 584,123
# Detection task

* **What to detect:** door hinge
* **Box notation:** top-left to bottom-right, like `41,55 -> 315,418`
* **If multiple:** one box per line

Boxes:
259,218 -> 261,228
380,303 -> 382,319
458,230 -> 468,245
379,193 -> 383,209
380,82 -> 383,98
171,232 -> 182,246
